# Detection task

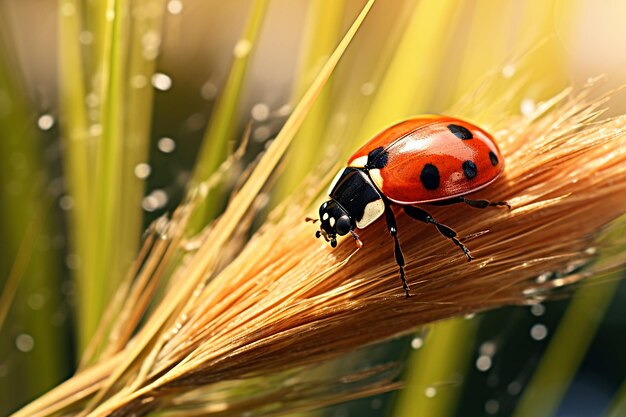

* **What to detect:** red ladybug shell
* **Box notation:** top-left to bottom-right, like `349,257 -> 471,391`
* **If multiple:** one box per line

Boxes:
347,115 -> 504,204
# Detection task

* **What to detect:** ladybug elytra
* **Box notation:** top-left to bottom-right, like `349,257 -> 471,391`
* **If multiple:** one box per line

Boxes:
313,115 -> 508,297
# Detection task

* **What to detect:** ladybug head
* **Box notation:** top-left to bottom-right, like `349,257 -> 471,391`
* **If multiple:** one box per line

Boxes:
316,199 -> 353,248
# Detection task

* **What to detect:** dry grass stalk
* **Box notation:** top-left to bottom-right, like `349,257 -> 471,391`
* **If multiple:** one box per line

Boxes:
14,78 -> 626,417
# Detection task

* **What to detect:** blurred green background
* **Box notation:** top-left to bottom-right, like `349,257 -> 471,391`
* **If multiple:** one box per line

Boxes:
1,0 -> 626,416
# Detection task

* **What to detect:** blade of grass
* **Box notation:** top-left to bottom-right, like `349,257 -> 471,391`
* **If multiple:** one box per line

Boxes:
277,0 -> 345,197
78,0 -> 166,366
605,374 -> 626,417
448,0 -> 567,110
58,0 -> 97,354
511,214 -> 625,417
0,209 -> 45,332
392,318 -> 478,417
191,0 -> 268,184
354,0 -> 462,144
511,277 -> 619,417
81,0 -> 127,350
0,10 -> 65,413
188,0 -> 269,229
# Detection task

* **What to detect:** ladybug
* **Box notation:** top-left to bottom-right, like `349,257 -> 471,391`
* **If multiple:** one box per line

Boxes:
312,115 -> 508,297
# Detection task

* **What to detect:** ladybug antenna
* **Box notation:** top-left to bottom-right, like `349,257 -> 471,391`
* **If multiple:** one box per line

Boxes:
315,231 -> 321,239
305,217 -> 319,223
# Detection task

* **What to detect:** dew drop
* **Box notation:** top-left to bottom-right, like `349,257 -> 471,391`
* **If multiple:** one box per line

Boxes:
530,324 -> 548,341
201,82 -> 217,100
251,103 -> 270,121
508,381 -> 522,395
185,113 -> 205,130
360,82 -> 375,96
158,137 -> 176,153
152,189 -> 168,206
370,398 -> 382,409
521,98 -> 536,116
167,0 -> 183,15
131,75 -> 148,89
501,64 -> 516,78
233,39 -> 251,58
276,103 -> 292,116
134,163 -> 151,179
530,304 -> 545,316
142,190 -> 168,211
479,341 -> 497,356
37,114 -> 55,131
89,123 -> 102,136
151,73 -> 172,91
86,93 -> 99,108
27,293 -> 45,310
16,334 -> 34,352
142,31 -> 161,60
411,336 -> 424,349
253,126 -> 271,142
424,387 -> 437,398
485,399 -> 500,414
79,31 -> 94,45
59,195 -> 74,210
61,2 -> 75,16
476,355 -> 492,372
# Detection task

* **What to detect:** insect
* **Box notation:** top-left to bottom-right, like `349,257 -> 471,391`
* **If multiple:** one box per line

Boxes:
311,115 -> 508,297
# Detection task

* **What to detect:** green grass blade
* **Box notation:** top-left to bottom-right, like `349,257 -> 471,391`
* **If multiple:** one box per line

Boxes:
58,0 -> 97,353
354,0 -> 462,144
392,319 -> 478,417
277,0 -> 345,198
0,14 -> 65,413
192,0 -> 268,185
513,219 -> 625,417
605,375 -> 626,417
116,0 -> 165,330
186,0 -> 268,230
80,0 -> 127,350
512,276 -> 620,417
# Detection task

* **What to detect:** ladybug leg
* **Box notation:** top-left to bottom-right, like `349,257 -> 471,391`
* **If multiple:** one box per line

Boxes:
384,202 -> 410,298
459,197 -> 510,209
432,196 -> 510,209
403,206 -> 473,262
350,230 -> 363,248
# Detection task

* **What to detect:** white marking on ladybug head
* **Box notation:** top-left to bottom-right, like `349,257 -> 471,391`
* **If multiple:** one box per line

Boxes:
348,155 -> 368,168
356,198 -> 385,229
322,212 -> 329,221
329,217 -> 335,227
368,168 -> 384,191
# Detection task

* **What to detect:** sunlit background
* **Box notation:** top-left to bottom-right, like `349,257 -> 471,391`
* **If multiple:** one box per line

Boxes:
1,0 -> 626,416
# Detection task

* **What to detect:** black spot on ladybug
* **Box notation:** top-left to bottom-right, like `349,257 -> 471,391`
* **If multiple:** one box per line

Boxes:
489,151 -> 499,166
420,163 -> 440,190
367,147 -> 389,169
462,160 -> 478,180
448,124 -> 473,140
